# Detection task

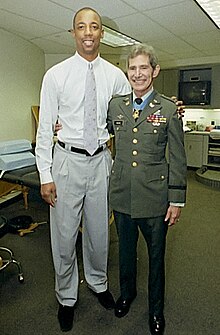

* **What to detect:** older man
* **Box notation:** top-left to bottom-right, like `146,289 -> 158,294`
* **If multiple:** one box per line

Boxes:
107,44 -> 187,335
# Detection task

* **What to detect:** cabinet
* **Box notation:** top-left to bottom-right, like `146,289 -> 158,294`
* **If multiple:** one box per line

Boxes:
210,65 -> 220,108
185,132 -> 220,169
154,69 -> 179,98
207,137 -> 220,168
184,133 -> 209,168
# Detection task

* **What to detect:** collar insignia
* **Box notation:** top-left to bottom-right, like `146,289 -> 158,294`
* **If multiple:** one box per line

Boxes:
117,114 -> 124,119
123,97 -> 130,106
153,99 -> 160,104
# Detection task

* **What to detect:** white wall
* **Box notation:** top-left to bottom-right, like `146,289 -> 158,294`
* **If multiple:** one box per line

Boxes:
184,108 -> 220,128
45,54 -> 72,71
0,29 -> 45,142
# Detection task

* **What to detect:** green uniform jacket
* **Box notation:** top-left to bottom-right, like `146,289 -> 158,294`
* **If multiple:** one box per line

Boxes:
107,91 -> 187,219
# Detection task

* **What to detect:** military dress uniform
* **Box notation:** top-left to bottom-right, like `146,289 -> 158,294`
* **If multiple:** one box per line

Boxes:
107,90 -> 187,317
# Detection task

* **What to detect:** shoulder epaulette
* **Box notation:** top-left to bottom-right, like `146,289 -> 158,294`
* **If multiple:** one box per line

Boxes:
112,94 -> 127,99
160,94 -> 176,104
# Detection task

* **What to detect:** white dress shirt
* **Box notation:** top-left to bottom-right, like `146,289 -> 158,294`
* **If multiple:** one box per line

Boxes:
133,87 -> 154,103
36,52 -> 131,184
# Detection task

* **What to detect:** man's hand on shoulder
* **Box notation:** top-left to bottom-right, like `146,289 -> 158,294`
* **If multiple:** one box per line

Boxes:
54,122 -> 62,133
170,96 -> 185,119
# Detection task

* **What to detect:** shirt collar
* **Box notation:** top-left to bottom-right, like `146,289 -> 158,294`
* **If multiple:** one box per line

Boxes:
133,87 -> 154,102
75,51 -> 100,68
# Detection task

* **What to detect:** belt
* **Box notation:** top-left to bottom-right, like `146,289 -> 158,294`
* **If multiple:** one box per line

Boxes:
58,140 -> 104,156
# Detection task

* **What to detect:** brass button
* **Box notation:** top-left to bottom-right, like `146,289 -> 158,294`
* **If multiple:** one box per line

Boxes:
132,150 -> 138,156
153,129 -> 158,134
161,175 -> 165,180
133,128 -> 138,133
133,138 -> 138,144
132,162 -> 138,167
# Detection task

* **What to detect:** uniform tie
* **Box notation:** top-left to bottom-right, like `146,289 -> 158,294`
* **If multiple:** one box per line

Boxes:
135,98 -> 143,105
84,63 -> 98,155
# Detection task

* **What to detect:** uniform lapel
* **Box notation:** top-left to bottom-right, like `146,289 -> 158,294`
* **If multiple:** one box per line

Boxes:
118,94 -> 135,124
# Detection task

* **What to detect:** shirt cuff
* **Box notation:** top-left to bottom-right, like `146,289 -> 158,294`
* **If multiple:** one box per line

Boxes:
39,171 -> 53,185
170,202 -> 185,207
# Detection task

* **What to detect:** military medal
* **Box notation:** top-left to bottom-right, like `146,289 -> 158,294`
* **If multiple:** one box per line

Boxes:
132,91 -> 156,121
147,110 -> 167,126
133,109 -> 140,120
132,97 -> 147,121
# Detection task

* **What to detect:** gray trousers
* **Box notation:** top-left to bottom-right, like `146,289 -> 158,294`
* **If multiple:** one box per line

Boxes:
50,144 -> 112,306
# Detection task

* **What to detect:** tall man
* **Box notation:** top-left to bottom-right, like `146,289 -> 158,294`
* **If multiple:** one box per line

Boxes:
107,44 -> 187,335
35,7 -> 131,332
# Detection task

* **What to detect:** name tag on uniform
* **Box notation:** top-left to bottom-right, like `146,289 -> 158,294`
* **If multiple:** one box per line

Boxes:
114,120 -> 124,126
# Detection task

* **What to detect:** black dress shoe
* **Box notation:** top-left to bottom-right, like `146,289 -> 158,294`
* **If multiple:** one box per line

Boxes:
58,304 -> 74,332
95,289 -> 115,310
149,315 -> 165,335
114,296 -> 134,318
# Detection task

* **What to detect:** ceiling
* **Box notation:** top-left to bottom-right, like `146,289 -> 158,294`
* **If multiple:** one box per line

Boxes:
0,0 -> 220,69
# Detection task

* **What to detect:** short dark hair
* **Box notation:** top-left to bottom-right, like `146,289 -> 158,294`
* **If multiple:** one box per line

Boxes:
73,7 -> 102,29
127,44 -> 159,70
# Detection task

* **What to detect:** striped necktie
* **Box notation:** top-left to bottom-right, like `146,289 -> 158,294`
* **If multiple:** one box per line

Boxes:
84,63 -> 98,155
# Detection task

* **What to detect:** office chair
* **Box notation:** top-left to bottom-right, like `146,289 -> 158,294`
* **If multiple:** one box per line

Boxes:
0,216 -> 24,283
0,246 -> 24,282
